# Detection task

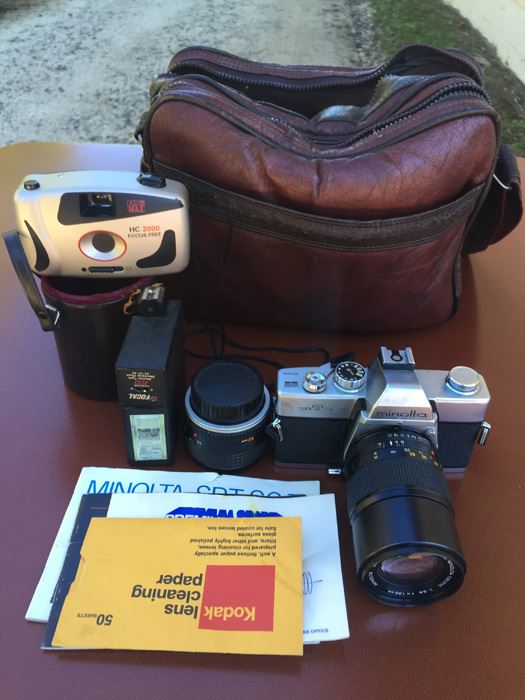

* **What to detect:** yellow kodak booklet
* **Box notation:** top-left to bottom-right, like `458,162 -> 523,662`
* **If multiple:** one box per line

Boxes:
46,516 -> 303,656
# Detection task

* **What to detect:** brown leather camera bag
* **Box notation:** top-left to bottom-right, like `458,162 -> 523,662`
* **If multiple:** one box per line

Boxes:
137,45 -> 522,332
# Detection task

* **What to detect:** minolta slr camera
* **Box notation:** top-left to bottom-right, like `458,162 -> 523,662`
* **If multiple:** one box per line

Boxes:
14,170 -> 190,277
272,347 -> 491,607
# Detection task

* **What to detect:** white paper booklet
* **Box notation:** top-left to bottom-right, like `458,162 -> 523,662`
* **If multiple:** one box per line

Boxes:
26,466 -> 320,623
78,491 -> 349,643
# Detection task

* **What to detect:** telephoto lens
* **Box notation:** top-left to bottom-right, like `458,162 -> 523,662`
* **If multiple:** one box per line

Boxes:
345,429 -> 466,606
184,360 -> 271,472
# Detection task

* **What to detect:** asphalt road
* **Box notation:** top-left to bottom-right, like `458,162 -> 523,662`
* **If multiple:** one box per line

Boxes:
0,0 -> 379,145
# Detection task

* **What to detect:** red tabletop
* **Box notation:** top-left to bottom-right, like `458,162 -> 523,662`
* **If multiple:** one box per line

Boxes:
1,142 -> 524,699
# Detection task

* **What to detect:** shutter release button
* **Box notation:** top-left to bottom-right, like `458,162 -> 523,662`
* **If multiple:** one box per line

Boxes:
303,371 -> 327,394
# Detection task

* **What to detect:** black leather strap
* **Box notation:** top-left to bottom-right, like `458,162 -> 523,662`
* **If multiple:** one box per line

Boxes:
2,231 -> 59,331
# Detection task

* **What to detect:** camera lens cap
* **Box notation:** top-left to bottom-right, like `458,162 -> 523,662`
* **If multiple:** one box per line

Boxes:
190,360 -> 265,425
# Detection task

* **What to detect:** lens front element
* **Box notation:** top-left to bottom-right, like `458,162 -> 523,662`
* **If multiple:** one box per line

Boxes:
379,552 -> 448,584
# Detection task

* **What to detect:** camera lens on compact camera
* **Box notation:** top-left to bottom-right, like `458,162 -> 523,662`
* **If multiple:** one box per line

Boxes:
345,429 -> 466,606
91,232 -> 116,253
184,360 -> 271,472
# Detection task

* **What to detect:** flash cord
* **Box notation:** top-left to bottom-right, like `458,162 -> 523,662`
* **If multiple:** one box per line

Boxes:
185,322 -> 331,370
184,224 -> 332,369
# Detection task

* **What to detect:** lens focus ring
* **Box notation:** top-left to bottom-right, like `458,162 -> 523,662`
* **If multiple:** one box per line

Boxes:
345,430 -> 451,516
346,455 -> 452,517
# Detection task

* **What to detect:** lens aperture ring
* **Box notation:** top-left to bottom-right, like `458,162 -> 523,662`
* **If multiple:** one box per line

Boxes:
345,430 -> 451,517
186,424 -> 269,472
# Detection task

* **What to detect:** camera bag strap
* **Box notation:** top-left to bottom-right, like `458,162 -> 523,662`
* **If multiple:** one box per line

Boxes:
2,231 -> 59,331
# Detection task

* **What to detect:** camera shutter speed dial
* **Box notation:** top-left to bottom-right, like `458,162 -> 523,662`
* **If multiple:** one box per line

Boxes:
334,361 -> 366,391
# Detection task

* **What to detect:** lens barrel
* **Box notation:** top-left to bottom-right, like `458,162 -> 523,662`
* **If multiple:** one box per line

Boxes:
345,429 -> 466,606
185,360 -> 271,472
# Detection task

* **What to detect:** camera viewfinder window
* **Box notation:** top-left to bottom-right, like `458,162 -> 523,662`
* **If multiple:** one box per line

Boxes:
80,192 -> 116,218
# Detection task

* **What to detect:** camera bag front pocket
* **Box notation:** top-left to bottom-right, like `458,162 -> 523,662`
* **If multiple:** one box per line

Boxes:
144,168 -> 483,332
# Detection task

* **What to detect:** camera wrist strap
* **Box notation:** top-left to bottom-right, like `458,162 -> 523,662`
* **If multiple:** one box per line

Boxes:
2,231 -> 59,331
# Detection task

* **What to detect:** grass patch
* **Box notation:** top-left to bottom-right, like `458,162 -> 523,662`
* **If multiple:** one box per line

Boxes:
370,0 -> 525,154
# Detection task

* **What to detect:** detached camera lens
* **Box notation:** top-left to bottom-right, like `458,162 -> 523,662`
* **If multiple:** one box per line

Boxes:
184,360 -> 271,472
345,429 -> 466,606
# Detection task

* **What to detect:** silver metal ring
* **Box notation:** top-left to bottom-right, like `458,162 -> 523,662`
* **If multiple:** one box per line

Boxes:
184,386 -> 271,434
45,304 -> 61,327
493,173 -> 512,191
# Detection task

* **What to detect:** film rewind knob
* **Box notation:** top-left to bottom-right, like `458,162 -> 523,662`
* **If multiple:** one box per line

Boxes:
446,366 -> 480,394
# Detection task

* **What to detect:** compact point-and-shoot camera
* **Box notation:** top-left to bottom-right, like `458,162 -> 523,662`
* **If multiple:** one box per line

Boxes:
272,346 -> 492,606
14,170 -> 190,277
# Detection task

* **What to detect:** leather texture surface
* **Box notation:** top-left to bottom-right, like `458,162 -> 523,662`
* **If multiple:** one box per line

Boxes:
167,200 -> 478,332
140,46 -> 522,332
148,103 -> 496,217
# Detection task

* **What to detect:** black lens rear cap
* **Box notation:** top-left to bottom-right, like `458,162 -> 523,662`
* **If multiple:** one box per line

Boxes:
190,360 -> 265,425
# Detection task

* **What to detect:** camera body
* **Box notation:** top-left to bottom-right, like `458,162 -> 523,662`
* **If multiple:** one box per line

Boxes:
273,347 -> 491,472
14,170 -> 190,277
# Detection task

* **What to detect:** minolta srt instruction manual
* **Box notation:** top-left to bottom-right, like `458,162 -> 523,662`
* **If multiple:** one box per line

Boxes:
26,467 -> 320,623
